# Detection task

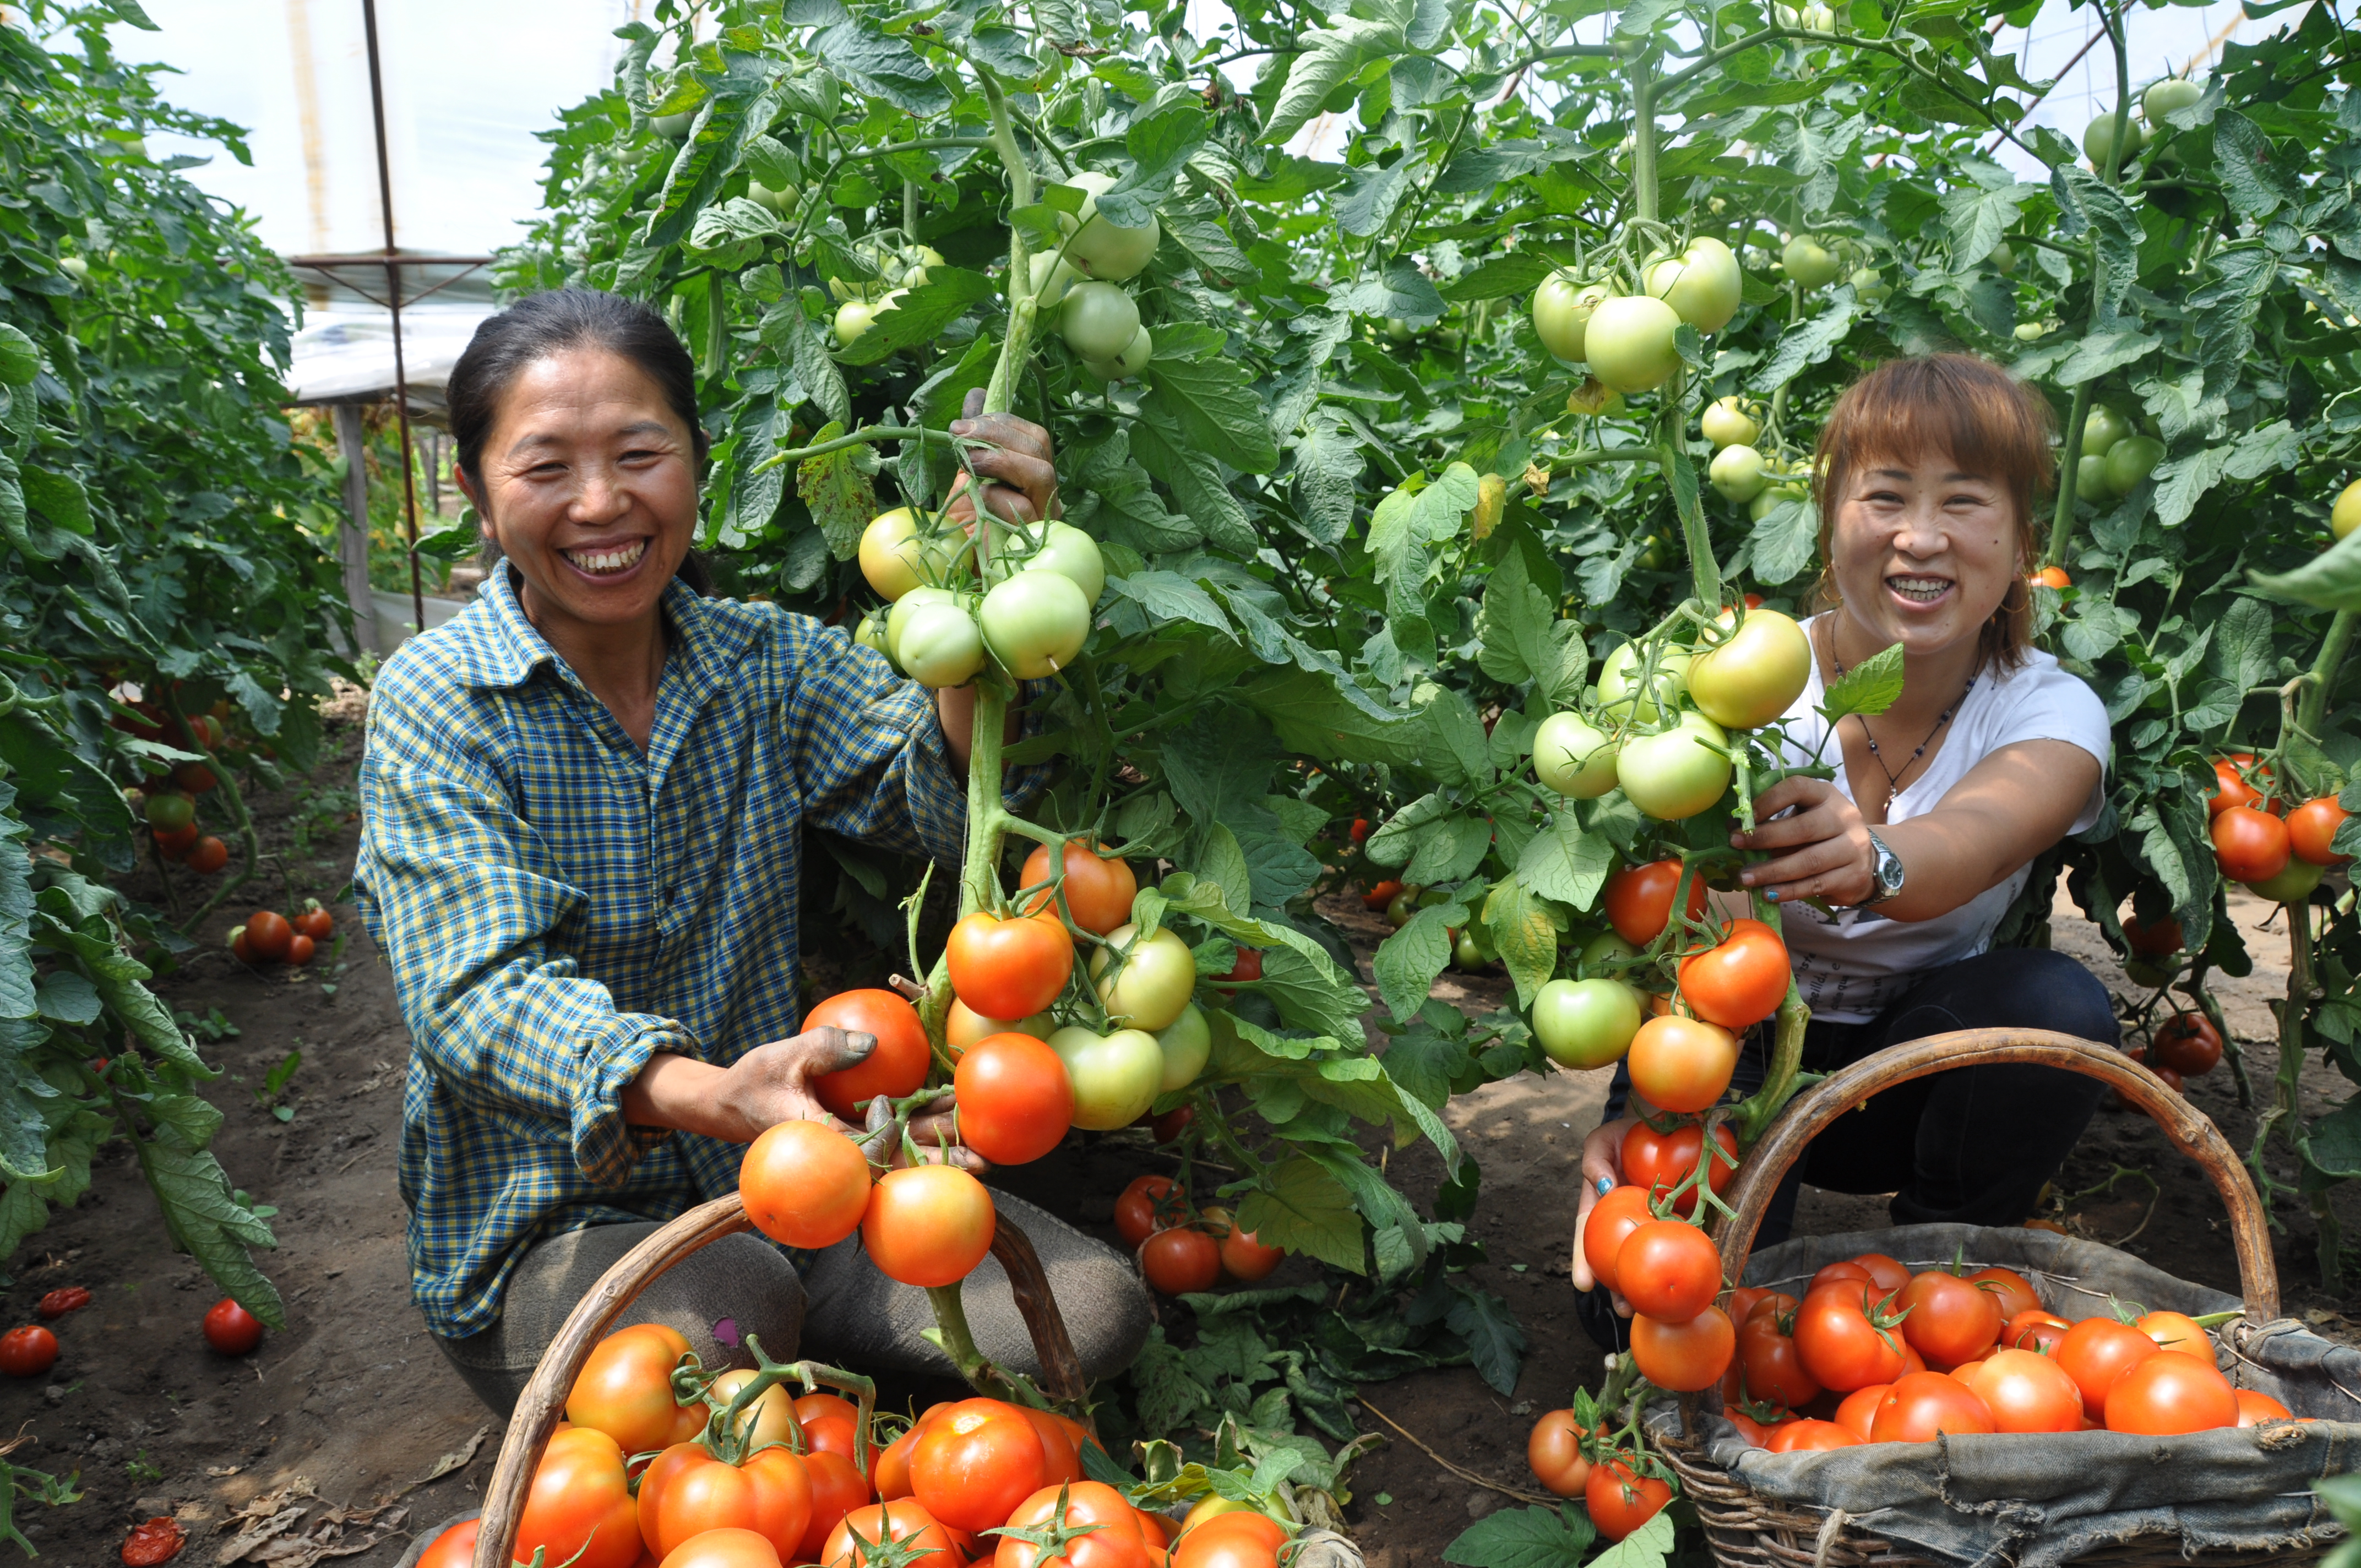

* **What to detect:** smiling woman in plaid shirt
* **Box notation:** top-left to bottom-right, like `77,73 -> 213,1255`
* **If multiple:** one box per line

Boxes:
355,289 -> 1149,1415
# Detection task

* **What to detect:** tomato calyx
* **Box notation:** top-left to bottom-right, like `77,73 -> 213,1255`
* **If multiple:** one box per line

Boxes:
980,1482 -> 1113,1559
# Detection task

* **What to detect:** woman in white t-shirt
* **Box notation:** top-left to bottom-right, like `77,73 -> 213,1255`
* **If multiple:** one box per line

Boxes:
1571,353 -> 2117,1333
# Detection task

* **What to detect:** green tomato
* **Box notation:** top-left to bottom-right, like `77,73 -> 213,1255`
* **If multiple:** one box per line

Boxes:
1986,242 -> 2016,275
1700,397 -> 1759,450
1060,281 -> 1142,362
853,607 -> 895,662
895,601 -> 984,688
1849,267 -> 1890,304
2123,959 -> 2174,988
834,300 -> 877,347
1750,480 -> 1809,521
1635,534 -> 1670,571
145,792 -> 194,833
1019,521 -> 1106,605
1383,318 -> 1415,342
1090,925 -> 1198,1031
886,585 -> 958,665
1579,930 -> 1642,978
1047,1025 -> 1164,1130
2244,858 -> 2325,905
1087,325 -> 1153,383
1154,1004 -> 1212,1093
1056,171 -> 1162,282
58,256 -> 88,284
2143,76 -> 2203,127
749,178 -> 798,214
1533,711 -> 1619,798
1800,1 -> 1836,29
2082,405 -> 2132,457
1597,642 -> 1691,724
2082,110 -> 2145,169
980,570 -> 1091,678
1782,235 -> 1842,290
1566,378 -> 1626,418
1029,252 -> 1080,306
1644,237 -> 1743,335
1617,711 -> 1733,820
1709,443 -> 1769,504
1453,929 -> 1493,971
651,110 -> 694,140
1531,274 -> 1618,362
2075,453 -> 2112,503
2014,320 -> 2053,342
2332,479 -> 2361,542
1688,607 -> 1811,730
1530,977 -> 1644,1070
859,507 -> 955,601
1582,295 -> 1683,394
2103,435 -> 2166,497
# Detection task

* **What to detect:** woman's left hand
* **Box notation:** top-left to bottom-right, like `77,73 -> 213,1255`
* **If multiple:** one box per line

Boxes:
1731,774 -> 1878,907
944,389 -> 1058,526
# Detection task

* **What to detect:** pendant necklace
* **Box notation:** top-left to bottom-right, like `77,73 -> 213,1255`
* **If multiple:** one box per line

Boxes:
1829,633 -> 1974,812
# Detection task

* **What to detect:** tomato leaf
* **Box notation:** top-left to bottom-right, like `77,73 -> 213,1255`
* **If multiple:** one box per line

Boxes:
1819,642 -> 1905,721
1235,1155 -> 1365,1273
1440,1502 -> 1596,1567
2253,527 -> 2361,612
1260,18 -> 1405,148
1587,1512 -> 1674,1568
1445,1278 -> 1526,1395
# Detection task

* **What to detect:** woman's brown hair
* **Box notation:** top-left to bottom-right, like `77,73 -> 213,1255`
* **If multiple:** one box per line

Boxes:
1810,353 -> 2057,671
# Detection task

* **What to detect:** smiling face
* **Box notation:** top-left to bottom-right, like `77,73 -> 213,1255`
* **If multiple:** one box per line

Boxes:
459,347 -> 700,643
1826,450 -> 2024,661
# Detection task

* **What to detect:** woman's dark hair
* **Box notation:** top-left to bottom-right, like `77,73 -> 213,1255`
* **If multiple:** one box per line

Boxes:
448,288 -> 714,595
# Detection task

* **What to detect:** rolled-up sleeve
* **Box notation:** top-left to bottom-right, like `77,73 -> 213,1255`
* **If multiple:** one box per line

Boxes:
356,687 -> 693,1190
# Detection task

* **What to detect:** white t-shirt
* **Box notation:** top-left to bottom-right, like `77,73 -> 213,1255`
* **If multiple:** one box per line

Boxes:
1764,616 -> 2113,1023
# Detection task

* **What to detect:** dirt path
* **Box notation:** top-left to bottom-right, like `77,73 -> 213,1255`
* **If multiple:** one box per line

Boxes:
2,715 -> 2353,1568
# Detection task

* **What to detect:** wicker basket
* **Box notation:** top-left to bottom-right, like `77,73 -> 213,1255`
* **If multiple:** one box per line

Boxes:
1652,1027 -> 2354,1568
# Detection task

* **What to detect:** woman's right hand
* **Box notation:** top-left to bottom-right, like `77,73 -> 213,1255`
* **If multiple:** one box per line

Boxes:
1571,1115 -> 1636,1315
627,1031 -> 987,1172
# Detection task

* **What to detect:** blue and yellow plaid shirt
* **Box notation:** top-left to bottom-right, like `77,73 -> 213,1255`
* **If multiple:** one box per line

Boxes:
355,568 -> 1020,1339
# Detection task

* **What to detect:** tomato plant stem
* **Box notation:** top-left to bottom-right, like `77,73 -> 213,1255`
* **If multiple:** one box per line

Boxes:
2098,1 -> 2132,187
923,1283 -> 1024,1402
2045,380 -> 2093,569
1628,48 -> 1659,225
2297,609 -> 2355,740
1731,983 -> 1808,1150
978,64 -> 1036,421
2251,893 -> 2315,1235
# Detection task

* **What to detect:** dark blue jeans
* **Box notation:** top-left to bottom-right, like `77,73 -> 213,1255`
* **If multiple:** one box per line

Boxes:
1580,946 -> 2115,1348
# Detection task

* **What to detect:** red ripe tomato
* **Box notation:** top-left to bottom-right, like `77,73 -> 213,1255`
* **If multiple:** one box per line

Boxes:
154,822 -> 200,861
639,1445 -> 815,1562
567,1323 -> 693,1454
2121,911 -> 2183,955
1897,1271 -> 2002,1366
994,1481 -> 1151,1568
1350,817 -> 1372,844
1016,1407 -> 1081,1488
1170,1513 -> 1287,1568
2104,1348 -> 2237,1434
1627,1016 -> 1738,1114
2212,805 -> 2291,883
1020,842 -> 1139,935
1361,880 -> 1403,911
286,933 -> 315,965
521,1428 -> 644,1568
1217,948 -> 1264,983
1965,1267 -> 2040,1324
1833,1383 -> 1889,1440
1584,1458 -> 1672,1543
2207,756 -> 2265,816
2289,796 -> 2352,865
1113,1175 -> 1179,1247
1525,1410 -> 1592,1498
1677,919 -> 1789,1028
2002,1308 -> 2070,1356
0,1325 -> 56,1378
415,1520 -> 478,1568
1140,1227 -> 1222,1295
822,1500 -> 960,1568
1604,860 -> 1709,945
659,1528 -> 784,1568
122,1517 -> 187,1568
1631,1304 -> 1734,1391
874,1428 -> 921,1501
1794,1281 -> 1908,1392
186,835 -> 229,874
807,990 -> 932,1122
1737,1302 -> 1823,1408
36,1286 -> 90,1320
797,1452 -> 873,1564
1870,1372 -> 1995,1441
1964,1349 -> 2084,1433
948,911 -> 1075,1021
293,904 -> 334,941
862,1165 -> 995,1288
1847,1253 -> 1910,1295
1622,1120 -> 1738,1218
910,1400 -> 1046,1532
2152,1014 -> 2222,1078
244,910 -> 294,962
1766,1419 -> 1859,1452
202,1298 -> 263,1356
2134,1309 -> 2215,1362
1200,1207 -> 1283,1281
1580,1185 -> 1656,1293
953,1033 -> 1074,1165
1808,1260 -> 1873,1294
2055,1317 -> 2159,1420
741,1120 -> 873,1249
2234,1389 -> 2294,1426
1614,1220 -> 1723,1321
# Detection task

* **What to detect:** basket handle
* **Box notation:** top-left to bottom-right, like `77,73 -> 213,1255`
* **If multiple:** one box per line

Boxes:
472,1194 -> 1090,1568
1710,1028 -> 2280,1322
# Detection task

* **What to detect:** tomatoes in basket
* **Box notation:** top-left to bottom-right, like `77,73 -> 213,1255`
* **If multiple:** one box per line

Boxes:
1870,1372 -> 1995,1441
994,1481 -> 1151,1568
953,1032 -> 1074,1166
1897,1270 -> 2001,1367
798,1453 -> 873,1563
822,1500 -> 961,1568
2152,1014 -> 2222,1078
1603,859 -> 1708,945
566,1322 -> 693,1455
1584,1458 -> 1672,1543
1140,1227 -> 1222,1295
1965,1266 -> 2040,1324
2212,805 -> 2291,884
1114,1174 -> 1180,1247
2104,1347 -> 2237,1433
1581,1184 -> 1656,1294
1631,1304 -> 1734,1391
807,989 -> 932,1122
1526,1409 -> 1592,1498
1621,1120 -> 1738,1218
2134,1309 -> 2216,1363
2289,796 -> 2352,866
1677,918 -> 1790,1029
1964,1348 -> 2084,1433
1628,1016 -> 1739,1114
948,911 -> 1074,1021
520,1427 -> 643,1568
863,1165 -> 995,1288
1766,1419 -> 1859,1452
1736,1302 -> 1822,1408
740,1120 -> 873,1249
1021,841 -> 1139,935
1794,1281 -> 1908,1392
910,1399 -> 1046,1532
2055,1316 -> 2160,1421
2234,1389 -> 2295,1425
2003,1308 -> 2070,1356
659,1527 -> 784,1568
639,1442 -> 816,1561
1614,1220 -> 1723,1321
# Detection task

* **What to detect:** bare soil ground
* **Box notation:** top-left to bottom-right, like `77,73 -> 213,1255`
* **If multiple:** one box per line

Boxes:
2,706 -> 2354,1568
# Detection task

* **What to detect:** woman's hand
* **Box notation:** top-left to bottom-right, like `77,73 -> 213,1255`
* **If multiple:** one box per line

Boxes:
1731,774 -> 1878,908
1570,1115 -> 1636,1315
944,389 -> 1058,527
623,1031 -> 985,1171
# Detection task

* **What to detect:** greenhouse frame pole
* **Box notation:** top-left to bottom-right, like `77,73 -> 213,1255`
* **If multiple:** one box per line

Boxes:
360,0 -> 427,641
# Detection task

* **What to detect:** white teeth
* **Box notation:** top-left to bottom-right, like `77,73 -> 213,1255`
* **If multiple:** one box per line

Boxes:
1890,576 -> 1950,602
565,540 -> 648,575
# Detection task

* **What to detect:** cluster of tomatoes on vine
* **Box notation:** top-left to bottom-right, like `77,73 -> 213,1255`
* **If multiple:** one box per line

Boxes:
118,701 -> 244,875
2205,753 -> 2349,905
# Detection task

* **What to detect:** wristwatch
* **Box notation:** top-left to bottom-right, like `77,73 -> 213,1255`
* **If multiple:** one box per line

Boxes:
1856,831 -> 1905,907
